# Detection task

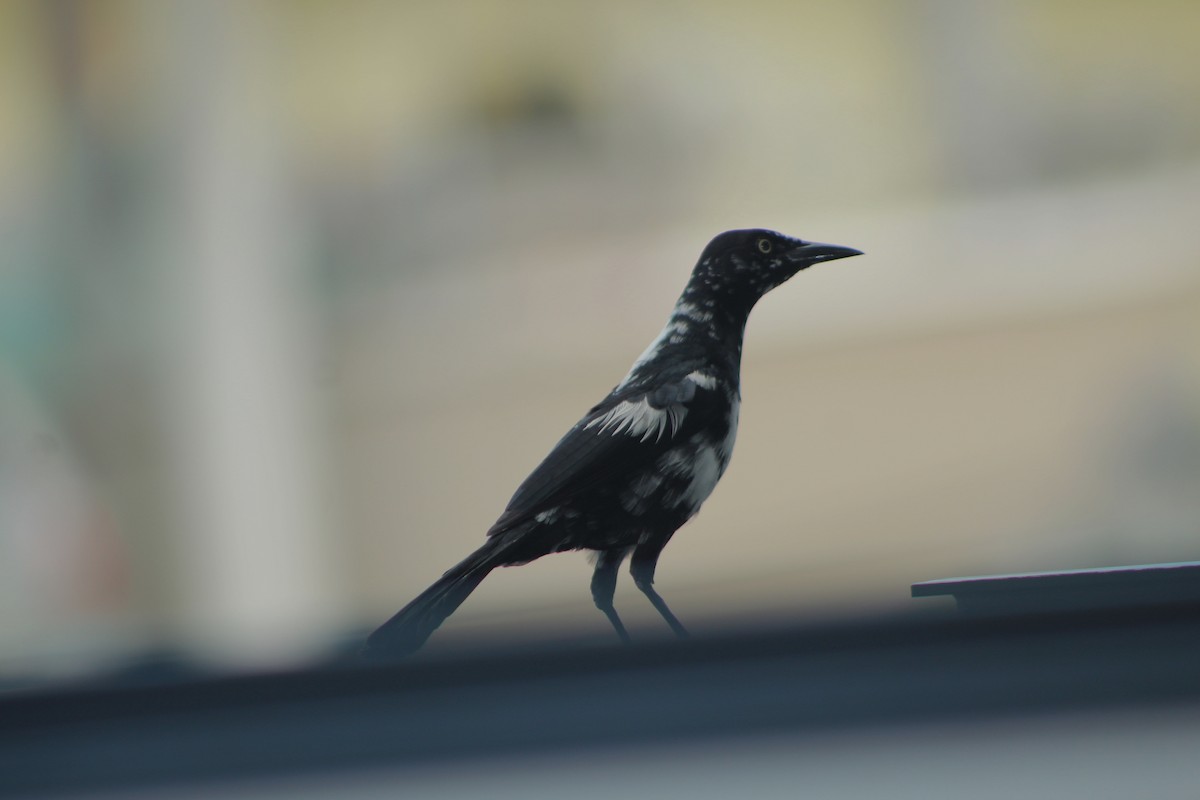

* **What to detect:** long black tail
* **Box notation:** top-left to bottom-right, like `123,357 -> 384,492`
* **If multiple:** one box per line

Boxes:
365,538 -> 507,658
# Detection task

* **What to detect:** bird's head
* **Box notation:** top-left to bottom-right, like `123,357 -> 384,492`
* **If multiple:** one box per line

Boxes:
691,228 -> 862,307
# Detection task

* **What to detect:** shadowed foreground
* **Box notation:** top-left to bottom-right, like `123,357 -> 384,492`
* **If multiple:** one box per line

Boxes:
3,603 -> 1200,798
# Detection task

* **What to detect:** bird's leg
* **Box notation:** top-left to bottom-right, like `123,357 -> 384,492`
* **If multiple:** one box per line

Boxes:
630,543 -> 689,639
590,549 -> 631,644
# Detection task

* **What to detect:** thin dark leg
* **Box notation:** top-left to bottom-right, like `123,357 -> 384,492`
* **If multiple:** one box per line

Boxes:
629,554 -> 689,639
591,549 -> 631,644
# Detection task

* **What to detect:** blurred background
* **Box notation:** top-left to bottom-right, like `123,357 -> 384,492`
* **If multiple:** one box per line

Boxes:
1,0 -> 1199,678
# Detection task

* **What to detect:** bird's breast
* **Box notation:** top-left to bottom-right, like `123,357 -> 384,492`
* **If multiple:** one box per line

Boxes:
673,442 -> 723,516
644,397 -> 739,520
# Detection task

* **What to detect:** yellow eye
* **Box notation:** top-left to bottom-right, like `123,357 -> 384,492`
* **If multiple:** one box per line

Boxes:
757,238 -> 772,254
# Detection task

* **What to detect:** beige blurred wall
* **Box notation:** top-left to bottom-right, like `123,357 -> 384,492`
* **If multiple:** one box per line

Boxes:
1,0 -> 1198,670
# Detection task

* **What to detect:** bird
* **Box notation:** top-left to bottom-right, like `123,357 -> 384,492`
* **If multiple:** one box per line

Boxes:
365,228 -> 862,657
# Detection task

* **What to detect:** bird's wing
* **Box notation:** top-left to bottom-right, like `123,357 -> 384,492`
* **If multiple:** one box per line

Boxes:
487,374 -> 723,535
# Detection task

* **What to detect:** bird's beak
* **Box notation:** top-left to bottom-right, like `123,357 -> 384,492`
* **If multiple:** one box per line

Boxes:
785,240 -> 863,266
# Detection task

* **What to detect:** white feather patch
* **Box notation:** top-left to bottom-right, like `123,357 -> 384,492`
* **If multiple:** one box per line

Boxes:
718,396 -> 740,464
655,440 -> 723,513
584,397 -> 687,442
619,299 -> 717,386
679,445 -> 722,511
534,507 -> 561,524
621,326 -> 673,385
676,302 -> 714,323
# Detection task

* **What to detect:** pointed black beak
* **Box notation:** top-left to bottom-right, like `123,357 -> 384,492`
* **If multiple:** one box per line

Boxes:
786,240 -> 863,266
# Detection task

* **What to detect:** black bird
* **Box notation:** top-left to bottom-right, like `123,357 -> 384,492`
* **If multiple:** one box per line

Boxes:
366,229 -> 861,657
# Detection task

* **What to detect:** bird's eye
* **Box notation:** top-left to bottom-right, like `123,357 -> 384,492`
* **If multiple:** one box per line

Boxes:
756,238 -> 772,254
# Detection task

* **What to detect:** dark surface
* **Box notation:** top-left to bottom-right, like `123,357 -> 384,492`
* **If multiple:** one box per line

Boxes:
3,603 -> 1200,797
911,560 -> 1200,615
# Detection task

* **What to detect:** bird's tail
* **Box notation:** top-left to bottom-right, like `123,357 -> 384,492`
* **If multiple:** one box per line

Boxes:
364,538 -> 507,658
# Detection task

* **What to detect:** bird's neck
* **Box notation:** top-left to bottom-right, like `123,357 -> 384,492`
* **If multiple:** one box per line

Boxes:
620,280 -> 754,387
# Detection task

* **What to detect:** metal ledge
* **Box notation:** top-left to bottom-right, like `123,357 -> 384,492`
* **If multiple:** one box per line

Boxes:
911,561 -> 1200,615
3,604 -> 1200,797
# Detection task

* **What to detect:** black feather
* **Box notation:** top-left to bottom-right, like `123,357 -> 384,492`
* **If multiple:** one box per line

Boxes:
363,537 -> 508,658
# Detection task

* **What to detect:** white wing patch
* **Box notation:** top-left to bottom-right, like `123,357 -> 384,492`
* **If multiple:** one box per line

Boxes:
584,397 -> 687,442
